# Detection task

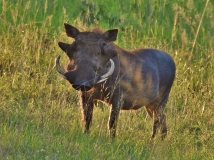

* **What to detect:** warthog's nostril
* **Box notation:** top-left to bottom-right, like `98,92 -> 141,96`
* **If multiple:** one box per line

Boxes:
72,83 -> 91,91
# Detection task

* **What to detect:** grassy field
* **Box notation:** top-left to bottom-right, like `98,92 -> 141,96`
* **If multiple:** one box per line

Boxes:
0,0 -> 214,159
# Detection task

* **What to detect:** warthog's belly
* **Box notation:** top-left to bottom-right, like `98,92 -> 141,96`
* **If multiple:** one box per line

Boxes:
121,95 -> 154,110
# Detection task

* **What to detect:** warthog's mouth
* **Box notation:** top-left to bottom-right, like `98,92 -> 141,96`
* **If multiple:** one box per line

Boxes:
55,55 -> 115,84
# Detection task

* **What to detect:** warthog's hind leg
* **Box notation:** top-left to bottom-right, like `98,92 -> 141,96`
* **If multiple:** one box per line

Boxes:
145,96 -> 168,140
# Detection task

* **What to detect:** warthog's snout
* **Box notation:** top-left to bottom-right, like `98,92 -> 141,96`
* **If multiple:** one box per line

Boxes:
72,81 -> 92,91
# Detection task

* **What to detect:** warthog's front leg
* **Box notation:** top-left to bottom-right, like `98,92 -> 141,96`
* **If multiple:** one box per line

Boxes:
108,94 -> 124,138
79,91 -> 94,133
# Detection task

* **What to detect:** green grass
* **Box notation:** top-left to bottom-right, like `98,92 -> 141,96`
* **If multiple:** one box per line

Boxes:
0,0 -> 214,159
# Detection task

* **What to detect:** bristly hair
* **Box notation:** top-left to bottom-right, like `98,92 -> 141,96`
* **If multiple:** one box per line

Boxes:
76,27 -> 105,44
91,27 -> 105,34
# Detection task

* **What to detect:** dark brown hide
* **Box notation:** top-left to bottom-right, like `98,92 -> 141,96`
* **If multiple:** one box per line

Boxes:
56,23 -> 176,139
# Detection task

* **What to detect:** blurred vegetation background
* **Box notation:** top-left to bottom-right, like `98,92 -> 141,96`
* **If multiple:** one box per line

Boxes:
0,0 -> 213,159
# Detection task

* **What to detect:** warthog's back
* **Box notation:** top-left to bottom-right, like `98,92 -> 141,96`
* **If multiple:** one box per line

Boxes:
136,49 -> 176,87
138,48 -> 175,87
109,48 -> 175,110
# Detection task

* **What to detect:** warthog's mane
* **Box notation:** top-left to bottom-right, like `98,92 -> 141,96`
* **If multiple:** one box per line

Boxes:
90,27 -> 105,34
77,28 -> 105,45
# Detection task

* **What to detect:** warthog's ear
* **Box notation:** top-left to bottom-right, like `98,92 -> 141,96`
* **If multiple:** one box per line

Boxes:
58,42 -> 69,52
104,29 -> 118,42
64,23 -> 79,38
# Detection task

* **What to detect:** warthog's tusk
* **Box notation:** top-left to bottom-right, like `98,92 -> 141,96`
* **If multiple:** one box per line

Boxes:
55,55 -> 67,79
97,59 -> 115,83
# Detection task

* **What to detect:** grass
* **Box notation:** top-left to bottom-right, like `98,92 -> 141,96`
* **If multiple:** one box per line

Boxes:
0,0 -> 214,159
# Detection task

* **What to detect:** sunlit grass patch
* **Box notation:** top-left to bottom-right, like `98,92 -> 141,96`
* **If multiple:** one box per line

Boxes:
0,0 -> 214,159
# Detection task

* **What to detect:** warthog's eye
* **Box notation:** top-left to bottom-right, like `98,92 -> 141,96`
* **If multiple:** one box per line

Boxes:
100,43 -> 106,55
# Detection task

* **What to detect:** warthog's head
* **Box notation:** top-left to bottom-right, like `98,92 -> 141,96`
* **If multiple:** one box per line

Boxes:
56,23 -> 118,91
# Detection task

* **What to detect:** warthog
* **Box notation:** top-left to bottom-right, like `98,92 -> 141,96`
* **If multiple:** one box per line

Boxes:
55,23 -> 176,139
